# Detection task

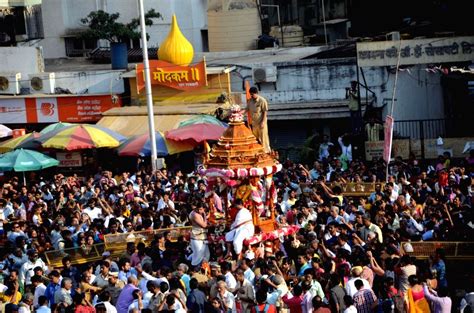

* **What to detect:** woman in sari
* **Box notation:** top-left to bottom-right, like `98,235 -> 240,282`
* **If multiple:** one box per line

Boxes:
407,275 -> 431,313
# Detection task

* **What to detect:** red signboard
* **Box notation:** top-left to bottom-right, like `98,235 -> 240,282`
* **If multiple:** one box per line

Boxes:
0,95 -> 121,124
136,60 -> 207,93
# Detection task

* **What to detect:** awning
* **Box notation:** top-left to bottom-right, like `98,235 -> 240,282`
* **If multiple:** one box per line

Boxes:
97,103 -> 222,137
267,100 -> 351,120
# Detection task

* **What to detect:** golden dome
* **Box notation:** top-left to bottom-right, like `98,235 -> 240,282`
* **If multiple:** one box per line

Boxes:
158,15 -> 194,66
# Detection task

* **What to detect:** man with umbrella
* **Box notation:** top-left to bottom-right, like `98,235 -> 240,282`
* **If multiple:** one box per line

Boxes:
246,87 -> 271,153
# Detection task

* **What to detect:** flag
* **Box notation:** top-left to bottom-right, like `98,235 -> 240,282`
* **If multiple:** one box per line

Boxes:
384,115 -> 394,163
245,80 -> 252,125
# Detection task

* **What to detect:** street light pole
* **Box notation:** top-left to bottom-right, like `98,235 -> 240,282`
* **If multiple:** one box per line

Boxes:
138,0 -> 158,172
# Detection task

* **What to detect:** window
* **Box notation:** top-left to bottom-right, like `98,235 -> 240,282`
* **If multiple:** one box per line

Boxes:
65,37 -> 97,57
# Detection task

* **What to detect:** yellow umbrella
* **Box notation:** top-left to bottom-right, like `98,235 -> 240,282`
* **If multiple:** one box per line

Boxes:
38,124 -> 126,150
0,132 -> 41,153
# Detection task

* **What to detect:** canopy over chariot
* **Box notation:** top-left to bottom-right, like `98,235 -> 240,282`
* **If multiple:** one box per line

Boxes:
200,104 -> 282,234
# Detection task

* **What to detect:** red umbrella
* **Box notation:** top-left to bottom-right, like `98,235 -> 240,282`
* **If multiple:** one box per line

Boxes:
165,123 -> 227,143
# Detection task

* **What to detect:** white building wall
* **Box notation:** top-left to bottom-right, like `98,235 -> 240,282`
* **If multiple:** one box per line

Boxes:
230,58 -> 444,121
37,0 -> 207,59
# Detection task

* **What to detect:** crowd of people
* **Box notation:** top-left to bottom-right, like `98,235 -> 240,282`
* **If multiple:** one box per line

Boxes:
0,146 -> 473,313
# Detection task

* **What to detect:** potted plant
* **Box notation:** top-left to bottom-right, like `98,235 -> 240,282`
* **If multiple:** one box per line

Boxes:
80,9 -> 162,69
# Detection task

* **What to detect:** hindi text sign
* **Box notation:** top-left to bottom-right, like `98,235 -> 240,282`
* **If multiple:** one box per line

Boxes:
136,60 -> 207,93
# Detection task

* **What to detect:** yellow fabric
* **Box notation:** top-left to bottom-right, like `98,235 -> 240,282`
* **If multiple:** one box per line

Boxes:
0,133 -> 32,153
42,125 -> 120,149
0,291 -> 22,304
83,125 -> 120,148
98,115 -> 195,137
407,288 -> 431,313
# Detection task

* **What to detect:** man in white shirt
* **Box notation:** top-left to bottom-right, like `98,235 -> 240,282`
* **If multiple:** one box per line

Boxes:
225,199 -> 255,259
345,266 -> 371,297
319,135 -> 334,161
157,193 -> 175,212
338,135 -> 352,162
20,249 -> 48,288
32,275 -> 47,308
221,262 -> 237,292
83,198 -> 102,221
216,281 -> 236,313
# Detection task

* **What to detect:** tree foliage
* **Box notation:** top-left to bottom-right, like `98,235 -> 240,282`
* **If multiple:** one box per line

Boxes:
80,9 -> 162,43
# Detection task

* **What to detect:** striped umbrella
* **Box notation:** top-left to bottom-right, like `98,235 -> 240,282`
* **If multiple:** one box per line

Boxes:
38,124 -> 126,150
40,122 -> 73,135
178,115 -> 227,128
118,131 -> 195,157
0,132 -> 41,153
165,123 -> 227,143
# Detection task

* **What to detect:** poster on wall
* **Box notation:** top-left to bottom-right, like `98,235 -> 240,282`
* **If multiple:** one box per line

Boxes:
365,140 -> 410,161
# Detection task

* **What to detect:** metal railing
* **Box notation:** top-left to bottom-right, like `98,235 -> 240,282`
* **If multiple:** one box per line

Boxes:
400,241 -> 474,260
103,226 -> 192,253
43,227 -> 192,268
394,118 -> 474,140
329,182 -> 385,196
44,243 -> 109,268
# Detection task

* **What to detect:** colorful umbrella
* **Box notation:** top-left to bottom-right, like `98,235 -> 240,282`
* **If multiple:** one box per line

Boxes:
118,131 -> 195,157
165,123 -> 227,143
38,124 -> 126,150
0,124 -> 12,138
0,149 -> 59,184
40,122 -> 73,135
0,132 -> 41,153
178,115 -> 227,128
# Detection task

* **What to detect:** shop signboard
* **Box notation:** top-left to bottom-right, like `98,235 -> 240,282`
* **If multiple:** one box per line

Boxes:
56,152 -> 83,167
136,60 -> 207,93
0,95 -> 121,124
356,36 -> 474,67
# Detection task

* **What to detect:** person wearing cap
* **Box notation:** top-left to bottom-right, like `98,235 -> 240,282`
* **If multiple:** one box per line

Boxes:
189,201 -> 210,267
246,86 -> 271,153
99,272 -> 124,305
225,199 -> 255,259
345,267 -> 371,297
19,249 -> 47,289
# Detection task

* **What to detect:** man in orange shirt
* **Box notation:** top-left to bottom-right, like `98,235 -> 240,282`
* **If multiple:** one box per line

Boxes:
251,289 -> 277,313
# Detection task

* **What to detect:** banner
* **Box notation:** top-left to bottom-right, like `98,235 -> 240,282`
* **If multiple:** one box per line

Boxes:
356,36 -> 474,67
365,140 -> 410,161
136,60 -> 207,93
0,95 -> 121,124
383,115 -> 394,162
56,152 -> 82,167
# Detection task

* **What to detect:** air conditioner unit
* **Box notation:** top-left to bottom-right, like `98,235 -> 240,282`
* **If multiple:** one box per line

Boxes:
29,73 -> 56,94
386,31 -> 400,41
0,73 -> 22,95
252,66 -> 277,83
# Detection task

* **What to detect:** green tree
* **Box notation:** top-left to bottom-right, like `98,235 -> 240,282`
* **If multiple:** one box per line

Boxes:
80,9 -> 162,43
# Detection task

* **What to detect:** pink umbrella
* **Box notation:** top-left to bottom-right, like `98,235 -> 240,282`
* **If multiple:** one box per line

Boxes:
165,123 -> 227,143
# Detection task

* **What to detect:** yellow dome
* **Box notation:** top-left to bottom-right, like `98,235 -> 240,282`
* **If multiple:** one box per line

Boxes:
158,15 -> 194,66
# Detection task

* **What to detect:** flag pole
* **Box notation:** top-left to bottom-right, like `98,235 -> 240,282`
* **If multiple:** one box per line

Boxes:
138,0 -> 158,172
